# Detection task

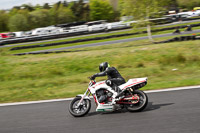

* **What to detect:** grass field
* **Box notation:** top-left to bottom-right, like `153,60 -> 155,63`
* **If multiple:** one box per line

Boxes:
0,37 -> 200,103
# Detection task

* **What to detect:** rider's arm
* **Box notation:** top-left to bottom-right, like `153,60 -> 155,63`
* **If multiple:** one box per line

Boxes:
92,68 -> 111,79
93,71 -> 107,78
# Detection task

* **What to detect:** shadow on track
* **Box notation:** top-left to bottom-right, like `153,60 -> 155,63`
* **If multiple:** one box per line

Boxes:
86,102 -> 174,117
86,108 -> 129,117
144,102 -> 174,112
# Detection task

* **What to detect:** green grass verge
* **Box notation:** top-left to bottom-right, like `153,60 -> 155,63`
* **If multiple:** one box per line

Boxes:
0,38 -> 200,103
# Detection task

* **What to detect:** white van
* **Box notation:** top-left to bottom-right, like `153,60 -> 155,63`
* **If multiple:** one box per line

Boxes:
31,27 -> 63,35
106,22 -> 128,30
177,11 -> 196,18
68,25 -> 88,33
88,24 -> 106,32
13,32 -> 25,38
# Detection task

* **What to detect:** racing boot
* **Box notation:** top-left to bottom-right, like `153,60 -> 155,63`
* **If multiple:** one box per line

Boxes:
114,84 -> 121,94
112,85 -> 124,104
112,84 -> 123,98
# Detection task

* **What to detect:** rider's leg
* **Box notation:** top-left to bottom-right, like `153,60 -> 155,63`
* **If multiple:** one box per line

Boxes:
112,83 -> 121,93
105,79 -> 124,94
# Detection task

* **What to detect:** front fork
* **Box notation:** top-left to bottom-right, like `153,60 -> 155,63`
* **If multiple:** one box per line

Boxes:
77,88 -> 91,107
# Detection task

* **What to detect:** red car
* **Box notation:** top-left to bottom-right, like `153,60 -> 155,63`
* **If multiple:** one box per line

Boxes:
0,33 -> 11,39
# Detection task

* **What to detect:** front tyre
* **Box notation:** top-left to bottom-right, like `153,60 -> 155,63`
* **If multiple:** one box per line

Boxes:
69,97 -> 91,117
126,90 -> 148,112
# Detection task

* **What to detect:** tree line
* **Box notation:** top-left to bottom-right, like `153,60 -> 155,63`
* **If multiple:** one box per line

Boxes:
0,0 -> 118,32
0,0 -> 199,32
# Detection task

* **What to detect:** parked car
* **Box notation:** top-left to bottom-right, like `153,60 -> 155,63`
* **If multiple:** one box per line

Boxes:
85,20 -> 106,26
67,25 -> 88,33
13,32 -> 25,38
106,22 -> 128,30
31,26 -> 64,35
0,33 -> 11,39
88,24 -> 106,32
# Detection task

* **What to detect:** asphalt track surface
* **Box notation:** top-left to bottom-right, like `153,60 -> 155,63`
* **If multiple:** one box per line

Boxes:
1,88 -> 200,133
15,29 -> 200,54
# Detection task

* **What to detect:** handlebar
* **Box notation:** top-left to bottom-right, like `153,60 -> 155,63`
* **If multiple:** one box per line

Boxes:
88,76 -> 95,80
88,77 -> 96,86
88,76 -> 92,80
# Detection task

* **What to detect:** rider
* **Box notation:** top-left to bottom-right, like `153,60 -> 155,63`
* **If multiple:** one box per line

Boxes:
90,62 -> 126,95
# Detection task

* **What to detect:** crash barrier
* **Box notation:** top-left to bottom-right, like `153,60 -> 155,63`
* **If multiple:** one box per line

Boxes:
14,35 -> 200,56
182,17 -> 200,21
10,32 -> 138,50
157,35 -> 199,43
10,23 -> 200,51
14,50 -> 86,56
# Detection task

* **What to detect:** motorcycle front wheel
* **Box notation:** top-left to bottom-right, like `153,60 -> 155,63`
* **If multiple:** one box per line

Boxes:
126,90 -> 148,112
69,97 -> 91,117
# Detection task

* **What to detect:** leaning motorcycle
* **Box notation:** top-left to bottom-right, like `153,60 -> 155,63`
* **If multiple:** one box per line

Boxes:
69,77 -> 148,117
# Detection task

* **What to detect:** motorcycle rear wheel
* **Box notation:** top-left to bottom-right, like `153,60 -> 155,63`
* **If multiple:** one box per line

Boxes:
126,90 -> 148,112
69,97 -> 91,117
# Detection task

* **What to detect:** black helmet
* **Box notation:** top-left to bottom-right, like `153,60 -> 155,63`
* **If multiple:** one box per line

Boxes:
99,62 -> 110,72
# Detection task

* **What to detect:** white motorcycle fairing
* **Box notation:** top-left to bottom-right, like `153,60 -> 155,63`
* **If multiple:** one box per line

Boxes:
89,81 -> 117,96
119,77 -> 148,90
88,81 -> 117,112
88,77 -> 147,112
69,77 -> 149,117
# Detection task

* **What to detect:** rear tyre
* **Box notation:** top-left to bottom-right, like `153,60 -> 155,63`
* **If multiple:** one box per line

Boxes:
69,97 -> 91,117
126,90 -> 148,112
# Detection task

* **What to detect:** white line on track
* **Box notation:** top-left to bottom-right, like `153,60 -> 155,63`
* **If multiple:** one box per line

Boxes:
0,85 -> 199,107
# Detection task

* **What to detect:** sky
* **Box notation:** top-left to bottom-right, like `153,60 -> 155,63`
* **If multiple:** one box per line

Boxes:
0,0 -> 80,10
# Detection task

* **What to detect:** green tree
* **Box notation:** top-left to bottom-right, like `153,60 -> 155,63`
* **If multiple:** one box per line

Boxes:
177,0 -> 200,10
21,4 -> 34,11
9,8 -> 20,17
89,0 -> 115,21
9,6 -> 30,18
29,9 -> 52,29
82,3 -> 90,21
165,0 -> 179,12
63,1 -> 68,7
35,4 -> 42,10
50,4 -> 75,24
8,14 -> 29,31
70,0 -> 90,21
43,3 -> 51,9
57,7 -> 75,24
121,0 -> 169,42
0,10 -> 9,32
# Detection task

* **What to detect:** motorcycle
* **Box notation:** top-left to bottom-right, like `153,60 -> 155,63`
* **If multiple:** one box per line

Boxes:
69,77 -> 148,117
